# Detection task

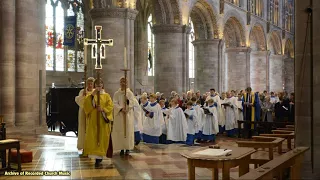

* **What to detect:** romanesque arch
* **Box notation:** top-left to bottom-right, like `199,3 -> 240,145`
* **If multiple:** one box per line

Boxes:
189,0 -> 219,40
268,30 -> 284,92
223,17 -> 246,48
152,0 -> 181,25
224,17 -> 247,91
249,23 -> 266,51
249,23 -> 268,92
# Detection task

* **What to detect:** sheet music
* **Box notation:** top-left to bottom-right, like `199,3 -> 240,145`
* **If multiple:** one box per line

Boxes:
193,149 -> 232,156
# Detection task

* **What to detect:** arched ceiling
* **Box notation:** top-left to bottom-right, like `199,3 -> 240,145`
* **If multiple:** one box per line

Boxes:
284,39 -> 294,58
153,0 -> 181,25
223,17 -> 245,48
249,24 -> 266,51
190,0 -> 219,40
268,31 -> 282,55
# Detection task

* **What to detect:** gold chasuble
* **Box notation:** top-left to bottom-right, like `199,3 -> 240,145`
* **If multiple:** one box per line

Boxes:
83,91 -> 113,158
243,93 -> 255,129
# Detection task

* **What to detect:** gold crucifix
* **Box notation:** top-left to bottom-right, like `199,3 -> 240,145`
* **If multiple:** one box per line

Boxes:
84,25 -> 113,146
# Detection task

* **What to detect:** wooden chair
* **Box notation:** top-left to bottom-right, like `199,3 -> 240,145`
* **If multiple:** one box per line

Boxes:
0,139 -> 21,173
236,147 -> 309,180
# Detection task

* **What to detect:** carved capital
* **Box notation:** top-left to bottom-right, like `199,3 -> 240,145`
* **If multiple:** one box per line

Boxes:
192,39 -> 221,46
90,8 -> 138,20
225,47 -> 251,53
152,24 -> 190,34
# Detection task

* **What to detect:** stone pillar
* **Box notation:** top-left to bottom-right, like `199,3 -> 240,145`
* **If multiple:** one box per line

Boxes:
284,57 -> 294,93
225,47 -> 251,91
269,54 -> 283,92
153,24 -> 189,97
250,50 -> 268,92
193,39 -> 220,94
0,0 -> 15,127
15,0 -> 47,134
295,0 -> 320,178
134,8 -> 148,92
89,8 -> 138,95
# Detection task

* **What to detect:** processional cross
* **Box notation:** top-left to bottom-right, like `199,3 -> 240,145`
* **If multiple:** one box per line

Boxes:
84,25 -> 113,146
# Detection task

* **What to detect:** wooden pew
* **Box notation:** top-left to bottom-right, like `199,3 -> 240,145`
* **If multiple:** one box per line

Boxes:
237,147 -> 309,180
272,130 -> 294,134
286,125 -> 294,128
236,137 -> 285,168
259,133 -> 294,150
277,128 -> 295,131
237,120 -> 294,138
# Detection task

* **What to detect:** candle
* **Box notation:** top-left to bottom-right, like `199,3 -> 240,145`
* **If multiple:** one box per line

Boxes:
84,45 -> 87,64
124,47 -> 127,69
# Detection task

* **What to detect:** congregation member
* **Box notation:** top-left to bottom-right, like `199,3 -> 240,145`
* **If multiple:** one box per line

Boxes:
223,92 -> 237,137
75,77 -> 95,157
202,99 -> 219,142
274,93 -> 289,122
261,96 -> 274,122
184,101 -> 198,146
83,78 -> 113,167
112,77 -> 137,156
166,98 -> 188,143
254,92 -> 262,121
242,87 -> 257,138
140,94 -> 163,144
288,93 -> 295,122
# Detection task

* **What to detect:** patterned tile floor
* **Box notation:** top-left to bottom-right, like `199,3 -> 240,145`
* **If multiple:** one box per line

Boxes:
0,132 -> 290,180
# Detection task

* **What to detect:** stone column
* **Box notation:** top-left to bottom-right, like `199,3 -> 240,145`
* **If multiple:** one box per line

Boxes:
193,39 -> 220,94
89,8 -> 138,95
15,0 -> 46,134
153,24 -> 189,97
295,0 -> 320,178
284,57 -> 294,93
0,0 -> 15,127
134,9 -> 148,92
225,47 -> 251,91
269,54 -> 283,92
250,50 -> 268,92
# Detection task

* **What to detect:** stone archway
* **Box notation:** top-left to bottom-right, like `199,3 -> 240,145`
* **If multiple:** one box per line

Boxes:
224,17 -> 248,91
284,39 -> 294,93
190,0 -> 220,93
249,24 -> 268,92
268,30 -> 283,92
153,0 -> 181,25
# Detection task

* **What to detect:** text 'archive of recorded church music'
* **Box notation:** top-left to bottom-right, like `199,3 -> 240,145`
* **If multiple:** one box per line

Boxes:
4,171 -> 71,176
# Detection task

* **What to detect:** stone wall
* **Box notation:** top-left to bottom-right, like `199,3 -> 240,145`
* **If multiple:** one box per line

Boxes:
193,39 -> 220,94
225,48 -> 248,91
284,58 -> 294,93
153,25 -> 188,97
269,54 -> 283,92
250,51 -> 267,92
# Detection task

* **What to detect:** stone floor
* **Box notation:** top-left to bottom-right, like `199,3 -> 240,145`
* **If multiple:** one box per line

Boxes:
0,132 -> 289,180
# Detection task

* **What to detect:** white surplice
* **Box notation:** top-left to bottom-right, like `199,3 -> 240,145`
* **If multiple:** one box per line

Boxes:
206,95 -> 223,126
161,107 -> 168,134
112,88 -> 137,151
219,99 -> 226,127
141,101 -> 163,137
166,106 -> 188,141
75,88 -> 93,150
224,97 -> 237,131
202,106 -> 219,135
192,104 -> 203,133
133,100 -> 143,132
184,108 -> 198,135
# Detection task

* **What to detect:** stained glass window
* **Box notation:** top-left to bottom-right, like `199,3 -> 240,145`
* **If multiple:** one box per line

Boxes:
45,0 -> 84,72
45,0 -> 54,71
147,15 -> 154,76
189,20 -> 195,79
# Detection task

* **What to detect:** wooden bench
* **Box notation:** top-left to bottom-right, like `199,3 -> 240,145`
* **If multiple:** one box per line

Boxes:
286,125 -> 294,128
237,120 -> 294,138
0,139 -> 21,173
272,130 -> 294,134
236,147 -> 309,180
277,128 -> 295,131
259,133 -> 294,150
237,136 -> 285,168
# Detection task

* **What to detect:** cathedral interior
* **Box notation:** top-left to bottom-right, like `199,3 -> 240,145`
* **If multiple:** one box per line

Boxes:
0,0 -> 319,179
